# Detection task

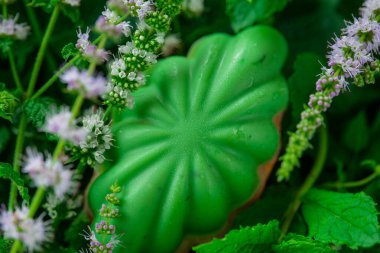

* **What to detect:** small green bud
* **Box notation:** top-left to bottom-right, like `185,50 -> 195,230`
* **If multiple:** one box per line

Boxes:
106,193 -> 120,205
110,182 -> 122,193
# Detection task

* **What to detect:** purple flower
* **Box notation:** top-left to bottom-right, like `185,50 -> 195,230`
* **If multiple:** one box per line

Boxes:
22,148 -> 74,199
327,36 -> 370,77
95,8 -> 132,39
344,17 -> 380,52
124,0 -> 153,20
361,0 -> 380,19
76,28 -> 110,64
43,106 -> 89,144
0,15 -> 30,40
60,67 -> 108,98
0,204 -> 53,252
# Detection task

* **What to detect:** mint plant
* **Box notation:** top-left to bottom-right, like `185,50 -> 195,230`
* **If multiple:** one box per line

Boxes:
0,0 -> 183,252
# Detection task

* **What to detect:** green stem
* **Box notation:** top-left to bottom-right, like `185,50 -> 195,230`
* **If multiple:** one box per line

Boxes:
8,50 -> 23,92
103,105 -> 113,121
2,1 -> 22,92
2,3 -> 7,17
31,55 -> 80,100
10,240 -> 22,253
28,187 -> 46,217
24,1 -> 58,72
322,170 -> 380,189
8,116 -> 27,210
26,5 -> 60,99
88,36 -> 107,75
279,127 -> 328,241
76,159 -> 87,174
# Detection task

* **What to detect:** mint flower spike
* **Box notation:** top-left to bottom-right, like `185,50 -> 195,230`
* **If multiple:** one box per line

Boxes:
277,0 -> 380,182
104,0 -> 184,110
81,182 -> 122,253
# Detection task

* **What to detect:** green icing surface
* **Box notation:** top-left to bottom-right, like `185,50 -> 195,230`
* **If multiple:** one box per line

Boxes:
88,25 -> 289,253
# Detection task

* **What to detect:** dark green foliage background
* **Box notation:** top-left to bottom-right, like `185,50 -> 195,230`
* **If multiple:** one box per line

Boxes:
1,0 -> 380,252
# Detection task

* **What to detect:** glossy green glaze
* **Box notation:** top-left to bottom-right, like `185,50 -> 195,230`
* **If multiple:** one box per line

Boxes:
88,25 -> 288,253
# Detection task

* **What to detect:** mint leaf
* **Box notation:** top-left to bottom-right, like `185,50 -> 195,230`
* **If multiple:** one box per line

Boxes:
0,38 -> 13,57
0,163 -> 30,204
26,0 -> 59,12
273,234 -> 336,253
24,98 -> 55,128
0,237 -> 13,252
61,43 -> 79,61
0,90 -> 19,122
193,220 -> 280,253
226,0 -> 289,32
302,189 -> 379,249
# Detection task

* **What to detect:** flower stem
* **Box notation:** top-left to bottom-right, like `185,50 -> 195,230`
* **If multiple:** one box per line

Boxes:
9,240 -> 21,253
2,3 -> 7,17
31,55 -> 80,100
321,169 -> 380,189
24,0 -> 58,72
103,105 -> 113,121
8,116 -> 27,210
28,187 -> 46,218
2,3 -> 23,92
26,5 -> 60,99
279,126 -> 328,241
76,159 -> 87,174
8,51 -> 23,92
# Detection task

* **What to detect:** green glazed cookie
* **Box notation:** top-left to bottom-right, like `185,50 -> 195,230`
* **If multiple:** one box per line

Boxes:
88,25 -> 288,253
